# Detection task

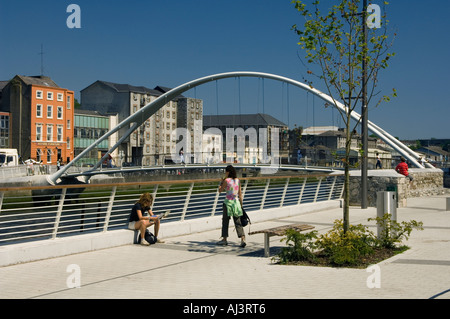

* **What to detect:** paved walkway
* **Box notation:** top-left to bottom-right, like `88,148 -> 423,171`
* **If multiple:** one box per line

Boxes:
1,196 -> 449,300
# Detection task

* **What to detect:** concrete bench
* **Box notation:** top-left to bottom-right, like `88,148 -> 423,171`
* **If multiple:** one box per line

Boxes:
249,223 -> 315,257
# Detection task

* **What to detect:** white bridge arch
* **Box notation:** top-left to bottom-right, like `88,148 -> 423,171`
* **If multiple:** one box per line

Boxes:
49,71 -> 426,185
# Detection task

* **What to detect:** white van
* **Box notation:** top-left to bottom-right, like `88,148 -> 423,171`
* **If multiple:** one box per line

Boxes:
0,148 -> 19,167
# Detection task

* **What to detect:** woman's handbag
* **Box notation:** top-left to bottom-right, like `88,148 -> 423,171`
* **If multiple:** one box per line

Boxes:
240,208 -> 251,227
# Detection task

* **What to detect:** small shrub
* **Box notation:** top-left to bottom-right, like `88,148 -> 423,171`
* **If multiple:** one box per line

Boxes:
316,220 -> 376,266
369,213 -> 424,249
276,229 -> 319,264
276,216 -> 423,268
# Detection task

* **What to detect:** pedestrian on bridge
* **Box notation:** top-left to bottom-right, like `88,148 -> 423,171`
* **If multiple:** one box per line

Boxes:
128,193 -> 169,245
217,165 -> 246,247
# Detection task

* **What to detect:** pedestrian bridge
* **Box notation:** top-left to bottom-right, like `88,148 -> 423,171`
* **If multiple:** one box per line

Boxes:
0,71 -> 429,188
0,70 -> 429,265
48,71 -> 429,187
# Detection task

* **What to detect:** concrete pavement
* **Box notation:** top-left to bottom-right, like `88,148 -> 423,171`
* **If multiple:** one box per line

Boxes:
0,195 -> 449,300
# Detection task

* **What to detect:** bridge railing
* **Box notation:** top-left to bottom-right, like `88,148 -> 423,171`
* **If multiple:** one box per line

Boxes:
0,173 -> 343,246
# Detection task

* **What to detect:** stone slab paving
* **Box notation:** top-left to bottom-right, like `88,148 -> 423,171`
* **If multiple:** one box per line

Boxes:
0,195 -> 449,300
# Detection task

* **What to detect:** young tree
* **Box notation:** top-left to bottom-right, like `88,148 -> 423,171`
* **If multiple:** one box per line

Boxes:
292,0 -> 395,232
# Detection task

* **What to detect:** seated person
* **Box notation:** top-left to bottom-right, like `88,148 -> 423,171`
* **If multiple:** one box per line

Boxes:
395,157 -> 413,183
128,193 -> 169,245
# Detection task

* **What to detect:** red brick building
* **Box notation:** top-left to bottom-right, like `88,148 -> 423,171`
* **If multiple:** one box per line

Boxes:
0,75 -> 74,164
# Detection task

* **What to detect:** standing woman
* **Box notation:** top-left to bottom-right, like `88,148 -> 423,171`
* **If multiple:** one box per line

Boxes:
217,165 -> 246,247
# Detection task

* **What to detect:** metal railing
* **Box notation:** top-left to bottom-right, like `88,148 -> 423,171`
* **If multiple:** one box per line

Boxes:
0,173 -> 344,245
0,164 -> 60,178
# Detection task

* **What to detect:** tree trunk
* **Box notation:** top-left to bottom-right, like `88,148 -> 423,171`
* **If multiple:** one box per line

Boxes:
343,116 -> 351,234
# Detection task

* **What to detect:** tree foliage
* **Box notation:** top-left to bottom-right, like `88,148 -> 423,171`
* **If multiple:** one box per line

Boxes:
292,0 -> 396,232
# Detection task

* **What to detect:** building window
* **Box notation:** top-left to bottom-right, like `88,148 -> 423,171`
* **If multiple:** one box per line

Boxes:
36,90 -> 43,99
47,125 -> 53,141
0,115 -> 8,129
67,120 -> 71,129
47,105 -> 53,119
67,95 -> 71,109
47,92 -> 53,100
0,115 -> 9,147
166,134 -> 170,142
36,104 -> 43,118
57,125 -> 63,142
57,93 -> 63,102
36,149 -> 42,162
36,124 -> 42,141
67,137 -> 70,149
166,111 -> 170,119
57,106 -> 63,119
47,149 -> 52,163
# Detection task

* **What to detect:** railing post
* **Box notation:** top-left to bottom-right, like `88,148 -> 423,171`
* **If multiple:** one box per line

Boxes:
0,191 -> 3,213
260,179 -> 270,210
314,177 -> 323,202
151,184 -> 159,209
103,186 -> 117,232
280,178 -> 290,207
181,182 -> 194,221
52,188 -> 67,239
328,175 -> 337,200
241,179 -> 248,201
298,177 -> 307,205
211,182 -> 221,217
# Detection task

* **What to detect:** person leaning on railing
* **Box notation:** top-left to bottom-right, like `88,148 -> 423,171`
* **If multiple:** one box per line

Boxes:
217,165 -> 246,248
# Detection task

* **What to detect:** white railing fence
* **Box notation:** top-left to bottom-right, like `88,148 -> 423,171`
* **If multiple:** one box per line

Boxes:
0,174 -> 343,245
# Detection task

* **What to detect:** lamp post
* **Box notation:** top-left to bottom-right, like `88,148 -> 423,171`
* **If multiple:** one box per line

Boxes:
361,0 -> 369,209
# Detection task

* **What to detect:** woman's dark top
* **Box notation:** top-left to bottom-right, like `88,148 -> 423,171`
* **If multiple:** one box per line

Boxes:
129,202 -> 150,222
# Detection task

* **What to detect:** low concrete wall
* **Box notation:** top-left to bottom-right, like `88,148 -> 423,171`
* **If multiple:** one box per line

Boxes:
0,199 -> 341,267
350,168 -> 447,207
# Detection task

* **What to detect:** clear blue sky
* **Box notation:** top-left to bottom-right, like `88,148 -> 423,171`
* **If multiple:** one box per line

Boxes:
1,0 -> 449,140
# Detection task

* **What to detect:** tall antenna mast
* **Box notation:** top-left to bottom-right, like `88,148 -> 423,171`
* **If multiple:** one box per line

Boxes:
39,44 -> 45,76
